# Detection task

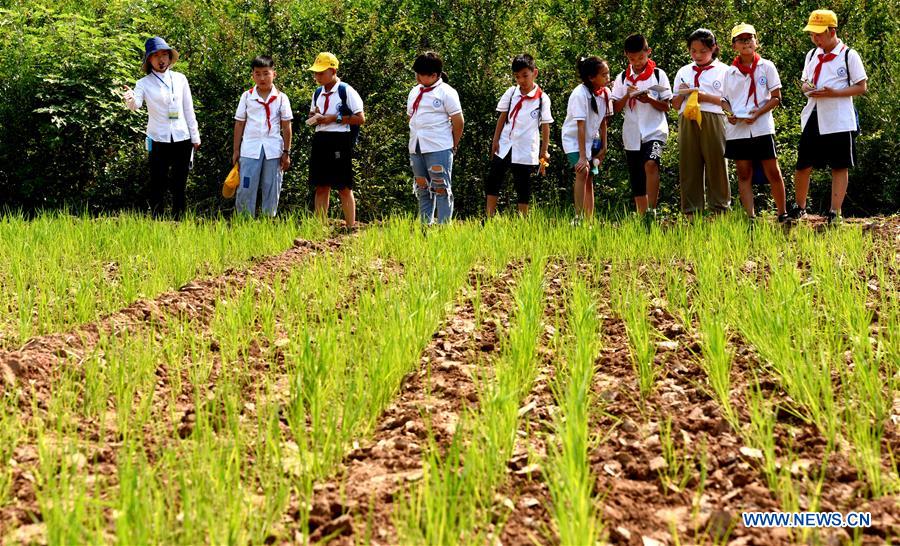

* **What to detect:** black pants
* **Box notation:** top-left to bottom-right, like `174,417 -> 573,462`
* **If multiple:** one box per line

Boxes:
148,138 -> 193,218
484,152 -> 535,205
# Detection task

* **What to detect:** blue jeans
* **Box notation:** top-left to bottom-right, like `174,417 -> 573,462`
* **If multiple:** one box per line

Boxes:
237,147 -> 282,217
410,147 -> 454,224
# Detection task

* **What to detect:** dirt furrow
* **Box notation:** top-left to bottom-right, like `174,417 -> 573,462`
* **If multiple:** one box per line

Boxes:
294,261 -> 524,545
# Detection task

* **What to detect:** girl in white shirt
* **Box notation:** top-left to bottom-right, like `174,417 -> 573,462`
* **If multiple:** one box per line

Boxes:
407,51 -> 464,225
671,29 -> 730,216
561,55 -> 611,222
722,23 -> 787,222
123,37 -> 200,219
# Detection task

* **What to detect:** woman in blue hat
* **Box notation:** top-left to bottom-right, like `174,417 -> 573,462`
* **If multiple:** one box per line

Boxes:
123,37 -> 201,219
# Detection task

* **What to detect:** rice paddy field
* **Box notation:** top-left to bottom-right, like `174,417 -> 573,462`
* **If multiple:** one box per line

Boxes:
0,211 -> 898,545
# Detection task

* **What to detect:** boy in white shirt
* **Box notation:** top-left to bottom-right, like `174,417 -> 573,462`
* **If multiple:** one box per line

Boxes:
232,56 -> 293,217
611,34 -> 672,216
789,9 -> 868,225
485,54 -> 553,217
307,52 -> 366,228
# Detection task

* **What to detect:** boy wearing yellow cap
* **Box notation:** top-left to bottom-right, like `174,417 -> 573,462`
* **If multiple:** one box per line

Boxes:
722,23 -> 788,222
788,9 -> 868,225
307,52 -> 366,228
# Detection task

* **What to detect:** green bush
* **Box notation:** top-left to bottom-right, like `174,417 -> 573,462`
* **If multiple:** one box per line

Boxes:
1,0 -> 897,217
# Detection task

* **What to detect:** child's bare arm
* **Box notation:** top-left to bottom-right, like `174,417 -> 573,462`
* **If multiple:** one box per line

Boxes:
232,120 -> 246,165
280,120 -> 292,171
540,123 -> 550,159
450,113 -> 464,152
491,112 -> 507,156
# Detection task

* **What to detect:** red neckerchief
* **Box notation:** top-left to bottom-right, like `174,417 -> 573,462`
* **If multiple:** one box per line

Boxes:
509,86 -> 542,131
411,81 -> 439,116
626,60 -> 656,110
250,86 -> 279,133
692,63 -> 714,88
319,81 -> 339,116
812,43 -> 845,86
732,54 -> 761,108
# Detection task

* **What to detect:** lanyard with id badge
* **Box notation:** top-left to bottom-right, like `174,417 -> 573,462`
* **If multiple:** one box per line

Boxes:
147,72 -> 180,153
153,72 -> 180,121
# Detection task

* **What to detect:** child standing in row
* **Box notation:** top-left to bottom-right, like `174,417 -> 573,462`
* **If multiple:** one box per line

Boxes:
561,56 -> 611,222
408,52 -> 465,225
232,56 -> 293,217
721,24 -> 787,222
611,34 -> 673,215
123,37 -> 201,219
672,29 -> 730,216
307,52 -> 365,229
789,9 -> 867,224
485,54 -> 553,217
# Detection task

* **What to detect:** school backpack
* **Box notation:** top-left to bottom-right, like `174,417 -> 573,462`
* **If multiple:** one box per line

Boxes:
313,82 -> 361,146
804,47 -> 861,135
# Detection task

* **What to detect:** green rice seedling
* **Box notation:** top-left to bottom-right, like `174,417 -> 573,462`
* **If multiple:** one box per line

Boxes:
547,278 -> 602,545
657,417 -> 693,493
663,263 -> 694,330
735,263 -> 840,446
33,429 -> 104,544
114,440 -> 170,545
743,382 -> 779,492
613,275 -> 656,399
696,308 -> 738,430
0,393 -> 20,507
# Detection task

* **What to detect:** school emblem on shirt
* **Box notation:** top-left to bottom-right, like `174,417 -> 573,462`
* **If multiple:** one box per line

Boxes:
530,109 -> 540,119
713,80 -> 722,89
432,98 -> 443,108
758,76 -> 768,86
837,67 -> 847,77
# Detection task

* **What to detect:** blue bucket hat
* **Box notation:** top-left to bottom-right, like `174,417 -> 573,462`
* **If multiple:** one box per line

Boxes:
143,36 -> 179,72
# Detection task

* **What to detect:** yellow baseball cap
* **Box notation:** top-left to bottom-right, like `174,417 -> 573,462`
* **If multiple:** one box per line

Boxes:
803,10 -> 838,33
730,23 -> 757,40
308,52 -> 339,72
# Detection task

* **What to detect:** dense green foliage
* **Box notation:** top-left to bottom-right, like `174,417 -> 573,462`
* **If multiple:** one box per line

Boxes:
1,0 -> 898,218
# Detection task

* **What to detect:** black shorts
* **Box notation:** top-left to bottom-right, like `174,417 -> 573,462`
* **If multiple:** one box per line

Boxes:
484,152 -> 536,204
309,131 -> 354,190
625,140 -> 663,198
795,110 -> 856,170
724,134 -> 777,161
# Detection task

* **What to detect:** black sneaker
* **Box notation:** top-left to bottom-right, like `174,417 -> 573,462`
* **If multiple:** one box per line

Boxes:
777,212 -> 791,224
825,211 -> 843,226
787,203 -> 807,220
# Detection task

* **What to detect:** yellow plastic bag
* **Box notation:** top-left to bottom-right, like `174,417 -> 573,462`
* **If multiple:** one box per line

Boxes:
684,91 -> 702,129
222,163 -> 239,198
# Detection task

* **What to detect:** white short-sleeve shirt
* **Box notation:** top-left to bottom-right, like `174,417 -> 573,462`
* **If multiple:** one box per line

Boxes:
610,66 -> 673,150
673,60 -> 729,115
722,58 -> 782,140
309,79 -> 364,133
235,86 -> 293,159
495,85 -> 553,165
561,84 -> 609,157
800,41 -> 867,135
407,79 -> 463,154
127,70 -> 200,144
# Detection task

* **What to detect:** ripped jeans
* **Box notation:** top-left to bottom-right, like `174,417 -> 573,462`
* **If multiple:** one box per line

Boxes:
410,147 -> 454,224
